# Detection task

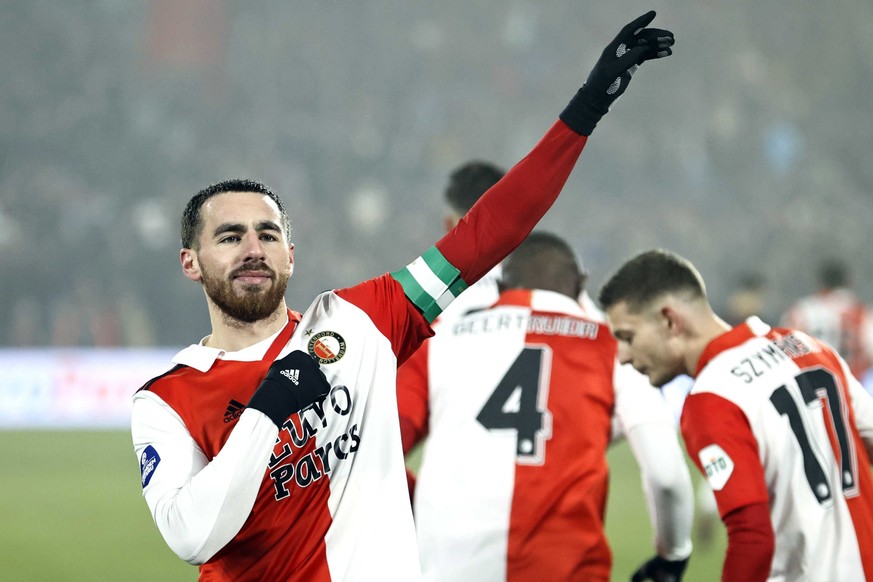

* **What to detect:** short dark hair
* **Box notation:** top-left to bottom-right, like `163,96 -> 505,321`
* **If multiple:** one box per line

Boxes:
599,249 -> 706,312
818,258 -> 849,289
180,179 -> 290,249
501,231 -> 585,297
444,161 -> 506,214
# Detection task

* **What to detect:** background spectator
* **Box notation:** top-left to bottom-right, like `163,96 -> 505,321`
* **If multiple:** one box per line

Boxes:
2,1 -> 872,349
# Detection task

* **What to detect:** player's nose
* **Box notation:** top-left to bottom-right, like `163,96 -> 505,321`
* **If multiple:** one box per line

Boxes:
241,232 -> 267,261
616,344 -> 632,366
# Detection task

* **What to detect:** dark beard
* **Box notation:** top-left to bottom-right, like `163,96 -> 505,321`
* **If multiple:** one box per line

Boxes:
200,262 -> 289,324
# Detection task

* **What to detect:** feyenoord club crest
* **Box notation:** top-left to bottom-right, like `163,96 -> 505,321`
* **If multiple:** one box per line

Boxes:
307,331 -> 347,364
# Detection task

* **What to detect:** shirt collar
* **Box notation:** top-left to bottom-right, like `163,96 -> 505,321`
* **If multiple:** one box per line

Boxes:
172,311 -> 298,373
494,289 -> 587,317
695,315 -> 770,376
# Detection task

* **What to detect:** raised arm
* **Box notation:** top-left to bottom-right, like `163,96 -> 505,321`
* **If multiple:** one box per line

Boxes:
392,11 -> 675,323
438,10 -> 674,283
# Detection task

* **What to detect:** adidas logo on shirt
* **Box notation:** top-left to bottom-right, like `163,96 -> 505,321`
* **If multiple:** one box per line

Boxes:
224,399 -> 246,423
280,369 -> 300,385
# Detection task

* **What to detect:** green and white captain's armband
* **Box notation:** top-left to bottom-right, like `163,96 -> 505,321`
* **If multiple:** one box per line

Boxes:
391,246 -> 468,323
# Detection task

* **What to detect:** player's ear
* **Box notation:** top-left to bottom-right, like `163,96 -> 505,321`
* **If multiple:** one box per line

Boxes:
574,270 -> 587,299
288,243 -> 295,277
660,304 -> 683,337
180,248 -> 202,282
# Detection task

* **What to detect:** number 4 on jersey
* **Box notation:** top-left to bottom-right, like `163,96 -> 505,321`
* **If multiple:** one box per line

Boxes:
476,346 -> 553,465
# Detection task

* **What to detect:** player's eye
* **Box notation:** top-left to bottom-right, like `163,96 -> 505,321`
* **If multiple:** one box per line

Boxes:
219,235 -> 241,243
260,233 -> 279,242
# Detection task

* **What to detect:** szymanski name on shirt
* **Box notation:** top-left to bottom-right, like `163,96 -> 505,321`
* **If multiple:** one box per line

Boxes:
729,332 -> 815,384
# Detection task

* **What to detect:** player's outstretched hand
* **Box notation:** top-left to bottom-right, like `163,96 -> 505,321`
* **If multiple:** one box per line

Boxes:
630,555 -> 688,582
561,10 -> 675,136
248,350 -> 332,427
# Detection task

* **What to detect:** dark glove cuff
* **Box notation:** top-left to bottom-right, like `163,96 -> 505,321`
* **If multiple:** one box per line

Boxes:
248,378 -> 299,428
559,86 -> 609,136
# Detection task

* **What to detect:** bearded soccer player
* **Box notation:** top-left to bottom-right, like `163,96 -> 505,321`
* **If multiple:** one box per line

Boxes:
131,12 -> 676,581
599,249 -> 873,581
397,232 -> 694,582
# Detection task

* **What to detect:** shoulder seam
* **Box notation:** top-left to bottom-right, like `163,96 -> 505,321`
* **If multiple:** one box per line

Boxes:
137,364 -> 188,393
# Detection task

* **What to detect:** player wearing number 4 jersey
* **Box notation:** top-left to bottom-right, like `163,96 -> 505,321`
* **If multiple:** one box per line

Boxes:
600,249 -> 873,582
398,233 -> 694,582
131,11 -> 676,582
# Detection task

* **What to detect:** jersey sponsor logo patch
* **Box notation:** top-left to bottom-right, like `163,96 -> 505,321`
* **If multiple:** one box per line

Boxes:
307,331 -> 346,364
267,384 -> 362,500
140,445 -> 161,488
699,444 -> 734,490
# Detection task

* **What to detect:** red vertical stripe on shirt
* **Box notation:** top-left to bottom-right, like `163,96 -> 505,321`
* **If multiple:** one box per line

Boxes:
786,340 -> 873,579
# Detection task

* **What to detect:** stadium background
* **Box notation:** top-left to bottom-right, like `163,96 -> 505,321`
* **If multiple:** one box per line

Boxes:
1,0 -> 871,579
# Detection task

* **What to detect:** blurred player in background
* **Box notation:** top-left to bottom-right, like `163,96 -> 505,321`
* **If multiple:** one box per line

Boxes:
437,160 -> 507,319
436,161 -> 603,322
130,11 -> 676,581
781,257 -> 873,382
600,249 -> 873,581
398,232 -> 694,582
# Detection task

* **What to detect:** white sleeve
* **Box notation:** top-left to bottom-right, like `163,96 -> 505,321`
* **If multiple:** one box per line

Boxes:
131,391 -> 280,564
610,362 -> 677,442
612,363 -> 694,561
625,422 -> 695,560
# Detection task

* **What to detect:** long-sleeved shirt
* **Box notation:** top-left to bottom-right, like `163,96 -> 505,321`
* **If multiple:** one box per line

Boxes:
132,119 -> 588,581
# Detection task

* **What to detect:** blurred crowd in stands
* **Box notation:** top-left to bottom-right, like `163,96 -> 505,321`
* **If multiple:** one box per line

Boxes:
2,0 -> 873,383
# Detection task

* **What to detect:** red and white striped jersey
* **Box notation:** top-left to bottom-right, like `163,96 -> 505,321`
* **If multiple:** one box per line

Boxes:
682,317 -> 873,581
131,119 -> 590,581
399,289 -> 689,582
781,288 -> 873,380
133,277 -> 433,581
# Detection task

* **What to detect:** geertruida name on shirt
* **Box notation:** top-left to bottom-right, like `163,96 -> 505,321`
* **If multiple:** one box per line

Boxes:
267,384 -> 361,500
452,312 -> 598,339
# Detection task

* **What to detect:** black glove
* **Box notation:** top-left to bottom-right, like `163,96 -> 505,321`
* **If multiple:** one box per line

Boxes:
631,555 -> 689,582
561,10 -> 675,136
247,350 -> 332,427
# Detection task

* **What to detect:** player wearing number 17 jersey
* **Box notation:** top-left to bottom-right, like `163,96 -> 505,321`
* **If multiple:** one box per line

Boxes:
398,233 -> 694,582
600,249 -> 873,581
